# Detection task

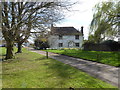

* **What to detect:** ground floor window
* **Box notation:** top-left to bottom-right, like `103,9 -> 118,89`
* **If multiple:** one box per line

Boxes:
59,43 -> 63,47
75,43 -> 79,47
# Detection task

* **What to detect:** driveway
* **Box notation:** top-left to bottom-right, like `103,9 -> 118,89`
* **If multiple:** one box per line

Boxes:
30,49 -> 119,87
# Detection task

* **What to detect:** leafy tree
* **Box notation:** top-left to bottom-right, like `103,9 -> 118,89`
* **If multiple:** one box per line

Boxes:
34,31 -> 49,50
90,1 -> 120,43
87,35 -> 96,43
15,2 -> 68,53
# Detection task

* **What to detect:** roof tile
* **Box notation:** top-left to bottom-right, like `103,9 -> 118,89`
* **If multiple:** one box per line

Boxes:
50,27 -> 82,35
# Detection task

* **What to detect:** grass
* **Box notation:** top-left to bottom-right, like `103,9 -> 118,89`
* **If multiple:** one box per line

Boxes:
0,47 -> 17,60
0,47 -> 6,55
45,49 -> 120,67
0,47 -> 6,60
1,47 -> 117,88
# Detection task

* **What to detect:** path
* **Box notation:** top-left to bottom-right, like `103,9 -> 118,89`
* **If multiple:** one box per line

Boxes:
30,49 -> 119,87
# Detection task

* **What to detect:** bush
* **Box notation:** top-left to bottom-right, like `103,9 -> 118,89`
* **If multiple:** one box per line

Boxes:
34,39 -> 49,50
101,40 -> 120,51
83,40 -> 120,51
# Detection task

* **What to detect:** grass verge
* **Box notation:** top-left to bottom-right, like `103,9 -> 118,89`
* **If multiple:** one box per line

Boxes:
45,49 -> 120,67
2,48 -> 117,88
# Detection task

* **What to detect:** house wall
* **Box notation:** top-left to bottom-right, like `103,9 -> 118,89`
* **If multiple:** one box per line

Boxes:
48,35 -> 83,49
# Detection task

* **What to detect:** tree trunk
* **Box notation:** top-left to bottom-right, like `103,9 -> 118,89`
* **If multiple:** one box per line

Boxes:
5,42 -> 14,59
17,42 -> 22,53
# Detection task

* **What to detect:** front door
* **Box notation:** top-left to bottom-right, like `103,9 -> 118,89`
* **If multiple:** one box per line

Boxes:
68,41 -> 74,48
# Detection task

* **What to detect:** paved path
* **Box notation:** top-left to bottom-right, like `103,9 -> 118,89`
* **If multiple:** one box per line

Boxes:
30,49 -> 119,87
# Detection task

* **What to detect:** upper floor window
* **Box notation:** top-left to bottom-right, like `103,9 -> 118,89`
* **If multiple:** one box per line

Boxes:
75,35 -> 79,39
59,35 -> 63,39
59,43 -> 63,47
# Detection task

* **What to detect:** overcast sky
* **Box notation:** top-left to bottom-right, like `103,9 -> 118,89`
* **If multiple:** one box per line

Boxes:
56,0 -> 109,40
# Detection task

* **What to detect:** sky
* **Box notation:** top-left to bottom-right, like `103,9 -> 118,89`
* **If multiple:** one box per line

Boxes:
0,0 -> 110,43
56,0 -> 109,40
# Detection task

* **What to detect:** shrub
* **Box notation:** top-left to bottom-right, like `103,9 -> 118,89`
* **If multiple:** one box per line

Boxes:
101,40 -> 120,51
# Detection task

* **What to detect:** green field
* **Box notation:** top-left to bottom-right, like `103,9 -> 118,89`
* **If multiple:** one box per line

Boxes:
46,49 -> 120,67
1,47 -> 117,88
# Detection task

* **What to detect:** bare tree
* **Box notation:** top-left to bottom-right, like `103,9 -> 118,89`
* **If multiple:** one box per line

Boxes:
15,3 -> 64,53
2,2 -> 75,59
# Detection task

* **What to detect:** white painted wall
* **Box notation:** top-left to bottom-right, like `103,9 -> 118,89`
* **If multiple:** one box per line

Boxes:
48,35 -> 83,49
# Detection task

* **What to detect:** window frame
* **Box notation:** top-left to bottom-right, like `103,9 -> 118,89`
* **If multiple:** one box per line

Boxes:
59,35 -> 63,40
75,35 -> 79,40
58,43 -> 63,47
75,43 -> 80,47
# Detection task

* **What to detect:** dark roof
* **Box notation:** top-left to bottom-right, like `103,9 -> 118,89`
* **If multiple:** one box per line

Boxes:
50,27 -> 82,35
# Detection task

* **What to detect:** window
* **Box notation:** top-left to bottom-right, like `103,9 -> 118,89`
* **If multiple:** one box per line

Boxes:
75,43 -> 79,47
59,35 -> 62,39
59,43 -> 63,47
75,35 -> 79,39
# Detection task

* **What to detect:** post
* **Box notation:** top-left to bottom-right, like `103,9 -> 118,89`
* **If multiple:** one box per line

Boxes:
46,51 -> 48,59
96,53 -> 100,61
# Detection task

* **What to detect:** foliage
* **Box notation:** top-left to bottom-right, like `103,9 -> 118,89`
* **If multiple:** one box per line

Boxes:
83,40 -> 95,45
83,40 -> 120,51
34,39 -> 49,50
90,1 -> 120,43
34,31 -> 49,50
101,40 -> 120,51
2,48 -> 116,88
46,49 -> 120,67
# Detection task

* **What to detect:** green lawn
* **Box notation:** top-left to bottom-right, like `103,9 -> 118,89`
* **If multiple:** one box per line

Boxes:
0,47 -> 17,60
46,49 -> 120,67
0,47 -> 6,60
2,48 -> 117,88
0,47 -> 6,55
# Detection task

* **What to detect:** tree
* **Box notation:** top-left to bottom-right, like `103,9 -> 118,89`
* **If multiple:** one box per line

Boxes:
33,30 -> 49,50
34,38 -> 49,50
87,35 -> 96,43
2,2 -> 17,59
101,40 -> 120,51
2,2 -> 75,59
90,0 -> 120,43
15,3 -> 64,53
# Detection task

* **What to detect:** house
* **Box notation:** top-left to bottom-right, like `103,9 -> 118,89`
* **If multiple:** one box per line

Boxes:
48,25 -> 84,49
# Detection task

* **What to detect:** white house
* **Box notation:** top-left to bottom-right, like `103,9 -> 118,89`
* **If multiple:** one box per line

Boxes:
48,25 -> 84,49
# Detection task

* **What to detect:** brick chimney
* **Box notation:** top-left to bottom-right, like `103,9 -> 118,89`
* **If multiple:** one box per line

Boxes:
51,24 -> 54,31
81,26 -> 83,35
50,24 -> 55,35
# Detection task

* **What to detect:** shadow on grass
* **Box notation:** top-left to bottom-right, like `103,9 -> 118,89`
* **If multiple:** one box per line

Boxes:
0,54 -> 6,61
44,57 -> 108,88
34,56 -> 48,61
46,56 -> 79,79
2,53 -> 117,88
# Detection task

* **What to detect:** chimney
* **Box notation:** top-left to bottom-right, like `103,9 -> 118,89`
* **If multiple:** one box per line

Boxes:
51,24 -> 54,31
50,24 -> 55,35
81,26 -> 83,35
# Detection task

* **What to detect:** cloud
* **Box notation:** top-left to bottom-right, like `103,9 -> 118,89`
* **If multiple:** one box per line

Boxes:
56,0 -> 108,39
